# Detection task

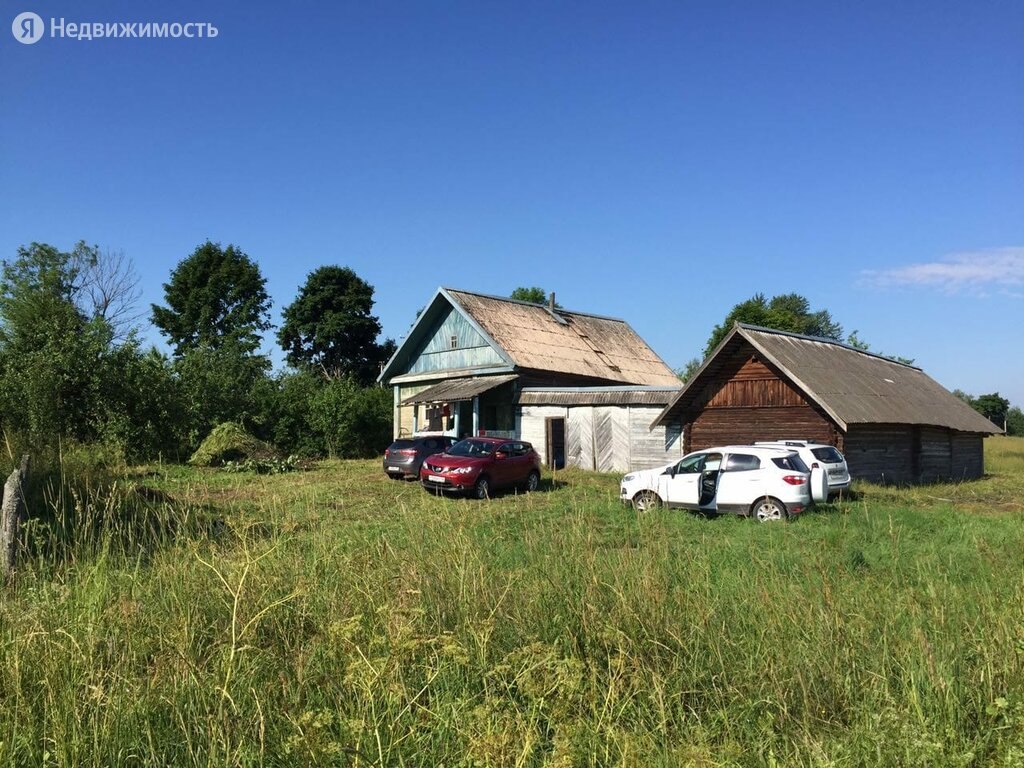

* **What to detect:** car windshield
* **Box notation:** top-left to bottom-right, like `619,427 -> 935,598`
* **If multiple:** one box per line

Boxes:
446,439 -> 495,457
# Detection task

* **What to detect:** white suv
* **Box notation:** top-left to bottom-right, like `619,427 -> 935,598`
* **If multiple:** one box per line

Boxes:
620,445 -> 813,522
754,441 -> 850,499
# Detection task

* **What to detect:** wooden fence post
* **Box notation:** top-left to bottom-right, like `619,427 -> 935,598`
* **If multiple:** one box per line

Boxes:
1,455 -> 30,584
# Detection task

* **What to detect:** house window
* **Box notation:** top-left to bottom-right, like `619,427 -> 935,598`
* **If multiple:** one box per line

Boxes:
450,335 -> 458,350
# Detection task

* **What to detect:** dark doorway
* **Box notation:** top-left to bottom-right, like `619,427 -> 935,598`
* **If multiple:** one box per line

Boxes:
545,417 -> 566,470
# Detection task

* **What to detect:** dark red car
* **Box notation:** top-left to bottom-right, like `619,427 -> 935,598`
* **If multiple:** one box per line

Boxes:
420,437 -> 541,499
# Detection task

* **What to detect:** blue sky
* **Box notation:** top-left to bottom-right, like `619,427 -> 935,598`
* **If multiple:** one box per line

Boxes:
3,1 -> 1023,405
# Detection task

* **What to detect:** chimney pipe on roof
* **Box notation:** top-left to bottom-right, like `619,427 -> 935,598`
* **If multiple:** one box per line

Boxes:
549,292 -> 555,312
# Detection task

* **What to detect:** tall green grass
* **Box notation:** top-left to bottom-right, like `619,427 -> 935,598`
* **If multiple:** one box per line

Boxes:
1,438 -> 1023,766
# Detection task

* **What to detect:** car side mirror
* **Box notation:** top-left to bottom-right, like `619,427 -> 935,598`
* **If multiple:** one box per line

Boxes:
668,465 -> 677,477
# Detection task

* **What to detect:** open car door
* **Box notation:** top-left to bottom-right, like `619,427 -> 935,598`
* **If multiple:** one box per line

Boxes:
697,453 -> 723,511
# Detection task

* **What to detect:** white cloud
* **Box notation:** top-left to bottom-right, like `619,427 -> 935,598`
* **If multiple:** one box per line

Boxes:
859,247 -> 1024,295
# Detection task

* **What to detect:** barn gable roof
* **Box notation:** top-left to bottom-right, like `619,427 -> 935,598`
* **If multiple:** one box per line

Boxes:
379,288 -> 680,386
651,324 -> 1001,434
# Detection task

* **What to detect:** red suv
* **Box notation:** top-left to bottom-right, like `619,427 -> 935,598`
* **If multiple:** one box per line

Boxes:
420,437 -> 541,499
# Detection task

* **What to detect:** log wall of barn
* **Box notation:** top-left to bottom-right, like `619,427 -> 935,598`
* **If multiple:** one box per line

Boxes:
843,425 -> 915,484
917,426 -> 953,483
951,433 -> 985,480
685,353 -> 838,452
845,425 -> 985,484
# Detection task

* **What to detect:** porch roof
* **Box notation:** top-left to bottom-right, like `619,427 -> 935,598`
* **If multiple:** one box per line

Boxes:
401,375 -> 518,405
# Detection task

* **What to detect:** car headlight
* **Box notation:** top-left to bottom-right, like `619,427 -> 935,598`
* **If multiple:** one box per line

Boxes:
449,466 -> 475,475
622,474 -> 636,482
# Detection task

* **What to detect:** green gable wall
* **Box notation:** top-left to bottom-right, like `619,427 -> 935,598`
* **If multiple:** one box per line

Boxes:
407,306 -> 504,374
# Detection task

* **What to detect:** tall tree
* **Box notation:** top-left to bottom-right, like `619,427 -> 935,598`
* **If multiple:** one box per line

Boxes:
0,241 -> 173,456
0,242 -> 104,441
972,392 -> 1010,428
151,241 -> 271,356
278,266 -> 391,384
704,293 -> 843,357
174,339 -> 271,448
84,248 -> 143,341
1006,406 -> 1024,436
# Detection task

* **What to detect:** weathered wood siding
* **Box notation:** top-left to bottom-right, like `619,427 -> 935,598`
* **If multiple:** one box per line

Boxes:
844,425 -> 915,484
917,426 -> 952,483
567,407 -> 595,470
951,433 -> 984,480
845,425 -> 985,484
522,404 -> 683,472
407,306 -> 504,375
519,406 -> 567,466
629,408 -> 683,470
685,353 -> 836,452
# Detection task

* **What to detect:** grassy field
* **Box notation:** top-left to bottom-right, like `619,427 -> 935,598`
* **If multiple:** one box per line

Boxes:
1,437 -> 1023,766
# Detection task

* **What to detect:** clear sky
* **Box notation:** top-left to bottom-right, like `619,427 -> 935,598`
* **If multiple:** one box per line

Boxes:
3,1 -> 1022,405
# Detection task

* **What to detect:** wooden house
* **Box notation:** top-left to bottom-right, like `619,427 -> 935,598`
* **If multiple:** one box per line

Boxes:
650,324 -> 1001,484
378,288 -> 683,471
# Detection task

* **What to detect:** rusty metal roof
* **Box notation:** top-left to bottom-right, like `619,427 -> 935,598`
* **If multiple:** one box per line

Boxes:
401,374 -> 518,404
445,289 -> 680,386
520,386 -> 680,407
652,324 -> 1002,434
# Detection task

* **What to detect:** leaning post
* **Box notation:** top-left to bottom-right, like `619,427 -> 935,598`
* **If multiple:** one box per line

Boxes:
1,454 -> 30,584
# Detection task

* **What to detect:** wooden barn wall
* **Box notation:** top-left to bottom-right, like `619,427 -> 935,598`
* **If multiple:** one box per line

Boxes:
519,406 -> 568,467
523,405 -> 683,472
846,425 -> 985,484
844,425 -> 915,484
917,426 -> 953,483
951,433 -> 984,480
685,352 -> 837,452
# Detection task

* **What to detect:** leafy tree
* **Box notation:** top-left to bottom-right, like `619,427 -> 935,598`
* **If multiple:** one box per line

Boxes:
846,330 -> 870,351
511,286 -> 561,307
703,293 -> 842,357
307,376 -> 393,458
151,241 -> 271,356
0,241 -> 177,459
96,343 -> 188,461
972,392 -> 1010,428
1006,406 -> 1024,437
256,370 -> 325,456
278,266 -> 392,384
0,242 -> 110,442
676,357 -> 701,384
174,339 -> 271,450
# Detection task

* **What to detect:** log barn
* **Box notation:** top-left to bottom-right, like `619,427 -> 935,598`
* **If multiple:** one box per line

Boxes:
650,324 -> 1001,484
378,288 -> 683,472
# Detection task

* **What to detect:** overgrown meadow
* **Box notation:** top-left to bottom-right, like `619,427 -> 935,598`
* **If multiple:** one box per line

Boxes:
1,438 -> 1023,767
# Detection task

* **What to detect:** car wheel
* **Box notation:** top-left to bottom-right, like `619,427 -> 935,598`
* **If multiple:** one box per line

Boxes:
525,470 -> 540,492
473,475 -> 491,500
751,496 -> 788,522
632,490 -> 661,512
